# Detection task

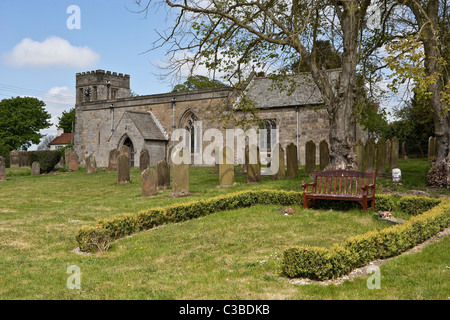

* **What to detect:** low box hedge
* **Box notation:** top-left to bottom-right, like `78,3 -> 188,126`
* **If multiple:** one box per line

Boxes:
282,197 -> 449,280
75,190 -> 398,253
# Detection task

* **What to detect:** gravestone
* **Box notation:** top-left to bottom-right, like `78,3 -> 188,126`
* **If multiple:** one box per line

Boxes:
171,149 -> 189,197
31,162 -> 40,176
272,144 -> 285,180
286,143 -> 298,178
156,160 -> 170,190
353,139 -> 364,171
10,151 -> 20,168
108,149 -> 119,171
209,147 -> 219,174
141,168 -> 158,197
117,154 -> 130,185
0,156 -> 6,181
305,140 -> 316,174
140,148 -> 150,173
219,146 -> 235,187
319,140 -> 329,171
401,142 -> 408,160
19,151 -> 29,167
390,137 -> 399,172
364,139 -> 375,173
385,139 -> 391,165
428,137 -> 435,161
85,154 -> 97,174
66,149 -> 78,171
246,145 -> 261,183
120,145 -> 130,157
376,138 -> 386,177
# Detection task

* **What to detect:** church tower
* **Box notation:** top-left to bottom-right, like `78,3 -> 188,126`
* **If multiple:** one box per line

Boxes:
75,69 -> 130,103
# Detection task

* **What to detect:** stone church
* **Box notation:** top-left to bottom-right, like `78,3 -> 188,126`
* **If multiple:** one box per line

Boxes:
73,69 -> 366,168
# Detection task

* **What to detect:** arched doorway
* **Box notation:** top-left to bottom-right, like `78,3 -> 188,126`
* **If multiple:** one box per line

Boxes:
120,136 -> 135,167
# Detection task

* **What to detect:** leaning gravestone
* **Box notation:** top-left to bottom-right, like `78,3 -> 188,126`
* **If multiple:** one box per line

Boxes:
353,139 -> 364,171
31,162 -> 40,176
390,137 -> 399,172
171,149 -> 189,197
286,143 -> 298,178
305,140 -> 316,175
10,150 -> 20,168
376,138 -> 386,177
117,154 -> 130,185
219,146 -> 235,187
108,148 -> 119,171
140,148 -> 150,173
141,168 -> 158,197
0,156 -> 6,181
319,140 -> 329,171
272,144 -> 285,180
364,139 -> 375,173
156,160 -> 170,190
246,145 -> 261,183
85,154 -> 97,174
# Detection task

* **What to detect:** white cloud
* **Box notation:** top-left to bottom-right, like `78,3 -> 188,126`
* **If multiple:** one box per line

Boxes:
3,36 -> 100,68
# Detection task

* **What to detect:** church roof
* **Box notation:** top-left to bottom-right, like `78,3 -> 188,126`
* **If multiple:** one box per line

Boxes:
49,133 -> 74,145
126,111 -> 168,141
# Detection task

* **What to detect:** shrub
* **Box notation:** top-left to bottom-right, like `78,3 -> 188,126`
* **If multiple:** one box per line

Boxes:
28,150 -> 61,173
282,198 -> 450,280
398,196 -> 441,215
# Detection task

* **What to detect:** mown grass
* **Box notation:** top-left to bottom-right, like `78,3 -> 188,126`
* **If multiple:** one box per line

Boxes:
0,158 -> 448,299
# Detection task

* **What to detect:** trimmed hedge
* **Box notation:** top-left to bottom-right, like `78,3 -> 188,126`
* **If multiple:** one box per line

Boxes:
283,197 -> 449,280
398,196 -> 442,215
28,150 -> 61,173
75,190 -> 397,253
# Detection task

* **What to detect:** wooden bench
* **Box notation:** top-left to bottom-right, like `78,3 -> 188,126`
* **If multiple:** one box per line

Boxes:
302,170 -> 376,211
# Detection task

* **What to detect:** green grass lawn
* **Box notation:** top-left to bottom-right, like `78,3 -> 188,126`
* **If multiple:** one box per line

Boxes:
0,158 -> 448,299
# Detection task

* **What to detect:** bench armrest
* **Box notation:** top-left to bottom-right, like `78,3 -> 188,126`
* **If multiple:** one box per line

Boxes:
302,182 -> 316,193
361,184 -> 376,196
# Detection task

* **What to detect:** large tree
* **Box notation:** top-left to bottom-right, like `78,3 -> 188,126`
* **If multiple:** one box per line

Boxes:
57,107 -> 75,133
135,0 -> 392,169
0,96 -> 51,151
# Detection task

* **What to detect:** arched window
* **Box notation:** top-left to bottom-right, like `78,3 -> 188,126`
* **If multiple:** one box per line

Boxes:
183,113 -> 198,154
259,119 -> 277,151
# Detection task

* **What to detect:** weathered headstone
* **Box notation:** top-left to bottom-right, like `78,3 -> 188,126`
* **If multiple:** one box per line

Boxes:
305,140 -> 316,174
246,145 -> 261,183
428,137 -> 435,161
376,138 -> 386,177
19,151 -> 29,167
10,150 -> 20,168
272,144 -> 285,180
286,143 -> 298,178
171,149 -> 189,197
85,153 -> 97,174
156,160 -> 170,190
219,146 -> 235,187
108,148 -> 119,171
31,162 -> 40,176
66,149 -> 78,171
117,154 -> 130,185
364,139 -> 375,173
319,140 -> 329,171
0,156 -> 6,181
385,139 -> 391,165
140,148 -> 150,173
401,142 -> 408,160
120,145 -> 130,157
353,139 -> 364,171
390,137 -> 399,172
141,168 -> 158,197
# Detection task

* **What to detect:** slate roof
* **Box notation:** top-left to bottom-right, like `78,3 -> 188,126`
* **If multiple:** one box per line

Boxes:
126,111 -> 168,141
49,133 -> 74,145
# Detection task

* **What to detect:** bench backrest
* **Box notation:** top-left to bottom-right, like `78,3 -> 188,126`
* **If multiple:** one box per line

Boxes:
312,170 -> 376,196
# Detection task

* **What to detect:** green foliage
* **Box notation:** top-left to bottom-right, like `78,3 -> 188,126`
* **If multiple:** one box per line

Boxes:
0,97 -> 51,150
0,142 -> 10,168
282,197 -> 449,280
172,75 -> 227,92
398,196 -> 442,216
28,150 -> 61,173
57,108 -> 75,133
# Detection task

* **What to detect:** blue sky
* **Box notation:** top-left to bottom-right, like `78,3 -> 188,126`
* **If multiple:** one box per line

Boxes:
0,0 -> 177,144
